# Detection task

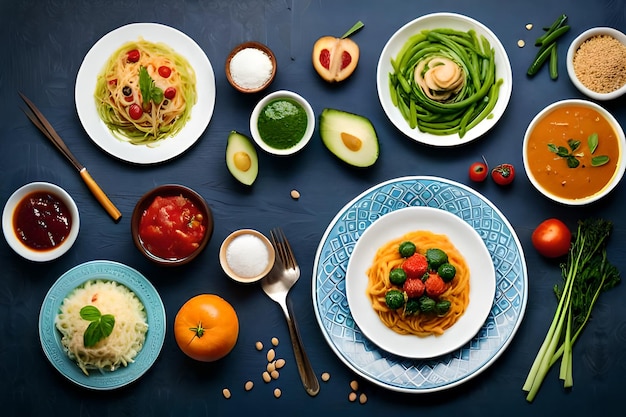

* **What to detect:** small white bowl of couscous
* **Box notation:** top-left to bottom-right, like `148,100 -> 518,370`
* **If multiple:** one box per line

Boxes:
567,27 -> 626,100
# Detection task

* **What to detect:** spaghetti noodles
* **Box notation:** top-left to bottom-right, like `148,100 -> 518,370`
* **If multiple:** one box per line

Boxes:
366,230 -> 470,337
55,280 -> 148,375
94,38 -> 197,145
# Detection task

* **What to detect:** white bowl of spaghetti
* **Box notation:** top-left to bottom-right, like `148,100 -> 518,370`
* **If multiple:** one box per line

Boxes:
345,206 -> 495,359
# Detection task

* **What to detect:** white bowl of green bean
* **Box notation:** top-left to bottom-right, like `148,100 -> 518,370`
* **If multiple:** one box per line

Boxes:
377,12 -> 512,147
566,27 -> 626,101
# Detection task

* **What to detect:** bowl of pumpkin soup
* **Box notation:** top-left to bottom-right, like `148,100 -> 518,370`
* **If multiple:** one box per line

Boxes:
523,99 -> 626,205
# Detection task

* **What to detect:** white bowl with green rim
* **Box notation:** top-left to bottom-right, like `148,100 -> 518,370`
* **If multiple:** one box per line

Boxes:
249,90 -> 315,156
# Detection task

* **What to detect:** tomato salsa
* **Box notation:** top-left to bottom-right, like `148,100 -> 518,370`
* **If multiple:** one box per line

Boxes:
138,195 -> 206,260
13,191 -> 72,251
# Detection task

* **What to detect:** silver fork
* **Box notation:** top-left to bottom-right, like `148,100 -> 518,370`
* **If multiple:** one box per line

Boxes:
261,228 -> 320,396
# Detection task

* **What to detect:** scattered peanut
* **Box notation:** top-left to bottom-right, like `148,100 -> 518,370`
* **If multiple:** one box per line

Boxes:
359,393 -> 368,404
348,392 -> 357,402
290,189 -> 301,200
271,370 -> 280,380
274,388 -> 282,398
350,380 -> 359,391
275,358 -> 286,369
321,372 -> 331,382
262,371 -> 272,383
267,361 -> 276,373
222,388 -> 232,399
526,23 -> 533,30
267,348 -> 276,362
244,380 -> 254,391
517,39 -> 525,48
255,341 -> 263,351
271,337 -> 280,346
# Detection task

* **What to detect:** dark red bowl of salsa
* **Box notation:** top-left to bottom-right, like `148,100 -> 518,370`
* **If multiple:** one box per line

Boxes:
131,184 -> 213,266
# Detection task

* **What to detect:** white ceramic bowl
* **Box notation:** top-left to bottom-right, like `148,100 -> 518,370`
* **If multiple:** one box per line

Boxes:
219,229 -> 275,283
249,90 -> 315,156
523,99 -> 626,205
2,182 -> 80,261
566,27 -> 626,101
376,12 -> 513,147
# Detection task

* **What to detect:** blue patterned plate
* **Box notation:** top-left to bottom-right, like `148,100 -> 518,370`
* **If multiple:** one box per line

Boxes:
39,260 -> 166,390
312,176 -> 527,393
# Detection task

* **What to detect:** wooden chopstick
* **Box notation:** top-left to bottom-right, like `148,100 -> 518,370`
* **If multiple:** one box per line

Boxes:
19,92 -> 122,222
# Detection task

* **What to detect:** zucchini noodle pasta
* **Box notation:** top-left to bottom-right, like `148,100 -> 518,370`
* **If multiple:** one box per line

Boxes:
366,230 -> 470,337
94,38 -> 197,145
55,280 -> 148,375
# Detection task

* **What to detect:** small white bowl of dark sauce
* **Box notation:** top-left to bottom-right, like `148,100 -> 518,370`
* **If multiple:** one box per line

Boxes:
2,182 -> 80,262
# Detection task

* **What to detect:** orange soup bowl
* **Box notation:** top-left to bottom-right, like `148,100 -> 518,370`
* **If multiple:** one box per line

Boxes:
523,99 -> 626,205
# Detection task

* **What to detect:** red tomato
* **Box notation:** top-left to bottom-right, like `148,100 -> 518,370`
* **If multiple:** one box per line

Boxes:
469,161 -> 489,182
127,49 -> 140,63
164,87 -> 176,99
158,66 -> 172,78
128,104 -> 143,120
532,218 -> 571,258
491,163 -> 515,185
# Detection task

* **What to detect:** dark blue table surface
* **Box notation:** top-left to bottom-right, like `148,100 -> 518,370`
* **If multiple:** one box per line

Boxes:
2,0 -> 626,416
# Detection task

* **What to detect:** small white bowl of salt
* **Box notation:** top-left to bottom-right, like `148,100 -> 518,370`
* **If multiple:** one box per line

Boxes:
220,229 -> 275,283
226,41 -> 277,93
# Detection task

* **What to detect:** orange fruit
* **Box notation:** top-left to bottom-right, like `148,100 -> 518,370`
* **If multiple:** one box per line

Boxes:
174,294 -> 239,362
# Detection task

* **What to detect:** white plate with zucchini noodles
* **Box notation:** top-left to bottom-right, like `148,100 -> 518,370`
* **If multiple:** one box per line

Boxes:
376,13 -> 512,147
75,23 -> 215,164
39,260 -> 166,390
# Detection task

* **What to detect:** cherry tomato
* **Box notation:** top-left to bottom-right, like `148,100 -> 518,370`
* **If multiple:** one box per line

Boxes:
164,87 -> 176,100
127,49 -> 140,63
491,163 -> 515,185
158,66 -> 172,78
532,218 -> 571,258
469,160 -> 489,182
128,103 -> 143,120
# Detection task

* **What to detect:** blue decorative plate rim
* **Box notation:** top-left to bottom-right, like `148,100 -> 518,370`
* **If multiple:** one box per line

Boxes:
312,176 -> 528,393
38,260 -> 166,390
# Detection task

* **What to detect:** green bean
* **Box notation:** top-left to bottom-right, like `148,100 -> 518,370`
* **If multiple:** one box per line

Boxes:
535,14 -> 568,46
538,25 -> 570,48
388,75 -> 398,106
527,42 -> 556,76
549,43 -> 558,80
465,78 -> 502,133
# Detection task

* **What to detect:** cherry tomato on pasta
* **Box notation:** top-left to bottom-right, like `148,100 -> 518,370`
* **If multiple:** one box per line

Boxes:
158,66 -> 172,78
127,49 -> 140,63
164,87 -> 177,100
128,104 -> 143,120
532,218 -> 571,258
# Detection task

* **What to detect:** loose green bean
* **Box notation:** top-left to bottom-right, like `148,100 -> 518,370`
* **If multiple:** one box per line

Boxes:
527,42 -> 556,76
535,14 -> 568,46
549,44 -> 558,80
538,25 -> 570,48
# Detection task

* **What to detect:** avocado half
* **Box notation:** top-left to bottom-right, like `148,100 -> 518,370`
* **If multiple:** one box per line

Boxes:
226,131 -> 259,185
319,108 -> 379,167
